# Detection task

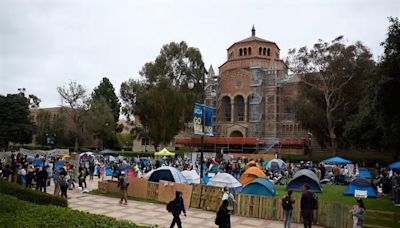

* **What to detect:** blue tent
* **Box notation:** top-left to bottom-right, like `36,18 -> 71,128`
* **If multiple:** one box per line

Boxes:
389,161 -> 400,170
54,161 -> 64,170
242,178 -> 277,196
344,177 -> 377,198
105,168 -> 113,176
287,169 -> 323,193
358,168 -> 372,179
32,159 -> 44,168
322,156 -> 352,164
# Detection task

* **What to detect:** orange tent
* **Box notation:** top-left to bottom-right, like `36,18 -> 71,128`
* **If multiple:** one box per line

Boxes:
246,161 -> 262,170
239,166 -> 267,186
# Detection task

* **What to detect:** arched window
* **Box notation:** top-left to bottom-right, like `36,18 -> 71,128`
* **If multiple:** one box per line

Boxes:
267,48 -> 271,56
235,95 -> 245,121
259,47 -> 262,55
244,48 -> 247,56
222,96 -> 231,121
239,48 -> 242,56
248,47 -> 251,55
263,48 -> 266,55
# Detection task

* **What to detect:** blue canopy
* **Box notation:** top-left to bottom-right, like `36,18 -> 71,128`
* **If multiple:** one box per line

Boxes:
344,177 -> 377,198
322,156 -> 352,164
32,159 -> 44,168
242,178 -> 276,196
54,161 -> 65,170
389,161 -> 400,170
358,168 -> 372,179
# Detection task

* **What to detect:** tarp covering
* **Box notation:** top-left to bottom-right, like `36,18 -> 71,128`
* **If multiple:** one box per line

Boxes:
54,161 -> 65,171
147,166 -> 187,184
287,169 -> 323,193
358,168 -> 372,179
389,161 -> 400,170
181,170 -> 200,184
344,177 -> 377,198
242,178 -> 276,196
322,156 -> 352,164
239,166 -> 267,186
265,159 -> 287,171
154,148 -> 175,156
207,173 -> 242,192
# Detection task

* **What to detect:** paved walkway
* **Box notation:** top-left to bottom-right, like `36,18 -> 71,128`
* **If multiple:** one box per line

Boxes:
47,178 -> 323,228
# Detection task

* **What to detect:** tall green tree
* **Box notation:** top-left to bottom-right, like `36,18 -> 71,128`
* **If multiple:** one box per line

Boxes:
121,41 -> 204,149
0,93 -> 34,150
288,36 -> 375,154
92,77 -> 121,123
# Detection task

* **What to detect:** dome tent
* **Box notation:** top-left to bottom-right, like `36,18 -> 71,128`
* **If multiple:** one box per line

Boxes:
266,159 -> 287,171
287,169 -> 322,193
344,177 -> 377,198
147,166 -> 188,184
239,166 -> 267,186
181,170 -> 200,184
242,178 -> 277,196
207,173 -> 242,192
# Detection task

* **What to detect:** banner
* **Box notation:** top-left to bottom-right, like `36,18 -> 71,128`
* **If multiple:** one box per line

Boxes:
193,103 -> 214,136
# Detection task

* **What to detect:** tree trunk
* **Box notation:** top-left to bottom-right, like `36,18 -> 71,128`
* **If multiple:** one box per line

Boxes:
74,137 -> 79,153
326,104 -> 337,156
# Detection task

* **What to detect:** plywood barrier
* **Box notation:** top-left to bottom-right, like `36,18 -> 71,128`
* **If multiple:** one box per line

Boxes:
127,177 -> 148,198
158,180 -> 192,209
98,181 -> 108,192
147,181 -> 159,200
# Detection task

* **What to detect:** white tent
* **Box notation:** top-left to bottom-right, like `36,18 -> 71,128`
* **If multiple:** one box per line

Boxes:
266,159 -> 287,171
80,152 -> 94,157
146,166 -> 188,184
181,170 -> 200,184
207,173 -> 242,189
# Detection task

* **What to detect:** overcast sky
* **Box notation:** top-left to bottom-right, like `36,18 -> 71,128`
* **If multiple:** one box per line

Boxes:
1,0 -> 399,108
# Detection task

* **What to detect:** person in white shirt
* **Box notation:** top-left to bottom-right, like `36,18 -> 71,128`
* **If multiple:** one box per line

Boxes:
222,187 -> 236,214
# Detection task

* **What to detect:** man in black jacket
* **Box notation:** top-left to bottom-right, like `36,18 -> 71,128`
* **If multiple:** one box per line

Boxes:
170,191 -> 186,228
38,166 -> 48,192
301,184 -> 315,228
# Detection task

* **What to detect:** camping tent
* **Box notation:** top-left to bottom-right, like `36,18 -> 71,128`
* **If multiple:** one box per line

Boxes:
287,169 -> 323,193
266,159 -> 287,171
322,156 -> 351,164
99,149 -> 116,155
239,166 -> 267,186
147,166 -> 188,184
61,154 -> 71,161
80,152 -> 94,157
207,173 -> 242,192
344,177 -> 377,198
242,178 -> 277,196
389,161 -> 400,170
246,161 -> 262,170
154,148 -> 175,156
358,168 -> 372,179
181,170 -> 200,184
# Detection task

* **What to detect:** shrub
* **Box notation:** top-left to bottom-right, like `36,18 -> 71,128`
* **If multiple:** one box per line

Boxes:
0,180 -> 68,207
0,193 -> 147,228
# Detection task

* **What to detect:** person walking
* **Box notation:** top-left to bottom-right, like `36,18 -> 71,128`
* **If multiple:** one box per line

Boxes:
118,171 -> 129,205
78,167 -> 85,189
68,165 -> 76,189
89,161 -> 95,180
222,187 -> 236,214
282,190 -> 295,228
215,199 -> 230,228
53,170 -> 61,196
59,171 -> 69,198
350,199 -> 366,228
301,184 -> 315,228
169,191 -> 186,228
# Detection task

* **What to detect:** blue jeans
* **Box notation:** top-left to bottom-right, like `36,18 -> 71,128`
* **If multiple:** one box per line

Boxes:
284,209 -> 292,228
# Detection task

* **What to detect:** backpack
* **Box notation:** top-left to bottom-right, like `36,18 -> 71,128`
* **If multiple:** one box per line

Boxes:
281,196 -> 292,210
227,194 -> 235,211
122,177 -> 129,188
166,200 -> 175,213
59,175 -> 67,187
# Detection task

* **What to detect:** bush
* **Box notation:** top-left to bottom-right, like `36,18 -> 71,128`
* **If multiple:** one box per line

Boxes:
0,180 -> 68,207
0,193 -> 147,228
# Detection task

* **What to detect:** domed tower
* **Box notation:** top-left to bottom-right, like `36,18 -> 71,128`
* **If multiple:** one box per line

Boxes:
216,26 -> 288,142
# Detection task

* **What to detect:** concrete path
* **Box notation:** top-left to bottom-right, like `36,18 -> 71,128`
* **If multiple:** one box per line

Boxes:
47,177 -> 323,228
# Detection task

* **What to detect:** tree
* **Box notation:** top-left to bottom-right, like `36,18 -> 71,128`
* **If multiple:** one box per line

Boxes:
57,81 -> 88,152
121,41 -> 205,149
92,77 -> 121,124
0,93 -> 33,150
288,36 -> 375,154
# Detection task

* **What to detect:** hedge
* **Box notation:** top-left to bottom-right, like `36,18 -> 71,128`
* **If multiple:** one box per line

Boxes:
0,180 -> 68,207
0,193 -> 147,228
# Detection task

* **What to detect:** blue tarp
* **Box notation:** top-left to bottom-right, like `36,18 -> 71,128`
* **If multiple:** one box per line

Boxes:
32,159 -> 44,168
389,161 -> 400,170
242,178 -> 277,196
322,156 -> 352,164
344,178 -> 377,198
54,161 -> 64,170
358,168 -> 372,179
105,168 -> 113,176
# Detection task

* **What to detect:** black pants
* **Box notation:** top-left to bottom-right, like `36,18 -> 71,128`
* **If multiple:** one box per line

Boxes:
60,185 -> 68,198
302,210 -> 313,228
39,180 -> 47,192
170,214 -> 182,228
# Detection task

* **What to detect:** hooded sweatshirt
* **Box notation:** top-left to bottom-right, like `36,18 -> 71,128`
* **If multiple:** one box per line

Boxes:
171,191 -> 186,215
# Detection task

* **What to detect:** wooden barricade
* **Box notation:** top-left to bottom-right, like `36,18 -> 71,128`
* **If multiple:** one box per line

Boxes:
197,184 -> 224,211
127,177 -> 148,198
146,181 -> 159,201
158,180 -> 193,209
97,180 -> 120,193
189,184 -> 202,208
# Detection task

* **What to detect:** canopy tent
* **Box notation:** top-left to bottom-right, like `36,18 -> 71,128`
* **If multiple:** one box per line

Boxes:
181,170 -> 200,184
358,168 -> 372,179
99,149 -> 116,155
287,169 -> 323,193
61,155 -> 71,161
80,152 -> 94,157
239,166 -> 267,186
207,173 -> 242,192
108,155 -> 116,162
54,161 -> 65,171
154,148 -> 175,156
32,159 -> 44,168
242,178 -> 277,196
322,156 -> 352,164
246,161 -> 262,170
344,177 -> 377,198
389,161 -> 400,170
266,159 -> 287,172
146,166 -> 188,184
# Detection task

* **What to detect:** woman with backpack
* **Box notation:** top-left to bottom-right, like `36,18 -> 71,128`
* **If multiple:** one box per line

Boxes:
215,199 -> 230,228
350,199 -> 366,228
168,191 -> 186,228
282,190 -> 295,228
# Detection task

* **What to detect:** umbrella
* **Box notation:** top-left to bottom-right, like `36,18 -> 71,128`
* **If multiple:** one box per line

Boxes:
108,155 -> 116,162
26,155 -> 35,163
61,155 -> 71,161
181,170 -> 200,184
207,173 -> 242,192
154,148 -> 175,156
80,152 -> 94,157
322,156 -> 352,164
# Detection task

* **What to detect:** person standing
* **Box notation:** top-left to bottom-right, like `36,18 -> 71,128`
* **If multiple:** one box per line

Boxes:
89,161 -> 95,180
53,170 -> 61,196
350,199 -> 366,228
38,166 -> 48,192
282,190 -> 295,228
222,187 -> 236,214
215,199 -> 230,228
118,171 -> 129,205
301,184 -> 315,228
68,165 -> 76,189
59,171 -> 69,198
78,167 -> 85,189
169,191 -> 186,228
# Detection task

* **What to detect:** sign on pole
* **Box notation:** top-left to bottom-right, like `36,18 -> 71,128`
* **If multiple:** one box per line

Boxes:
193,103 -> 214,136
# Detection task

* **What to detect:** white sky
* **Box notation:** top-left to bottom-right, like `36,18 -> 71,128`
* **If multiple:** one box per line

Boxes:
1,0 -> 399,108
